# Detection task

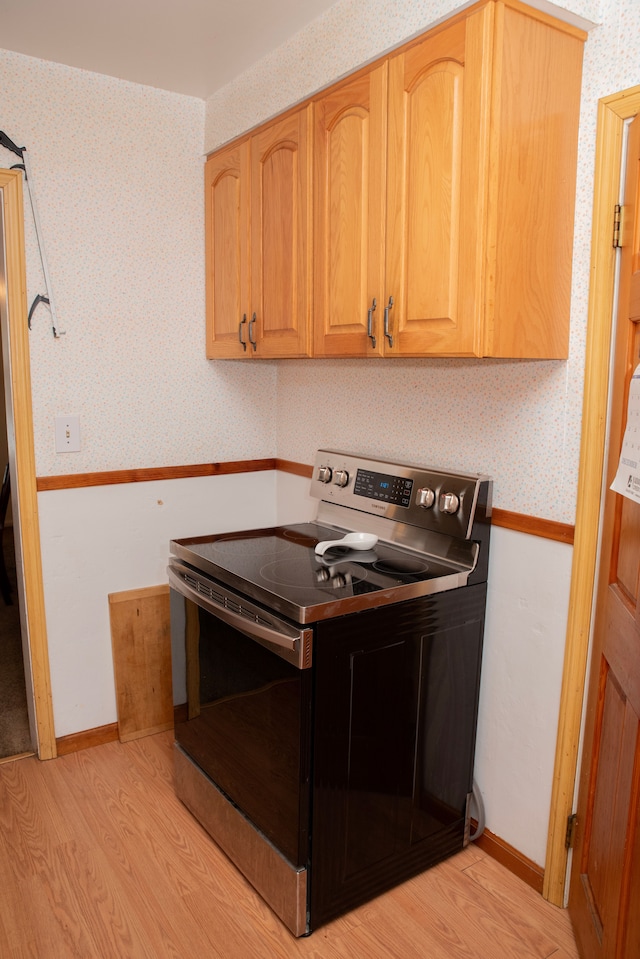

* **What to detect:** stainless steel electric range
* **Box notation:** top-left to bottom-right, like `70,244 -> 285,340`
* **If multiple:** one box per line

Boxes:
168,450 -> 492,936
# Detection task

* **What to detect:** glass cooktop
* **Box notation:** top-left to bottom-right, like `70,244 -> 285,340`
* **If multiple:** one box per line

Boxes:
170,523 -> 468,623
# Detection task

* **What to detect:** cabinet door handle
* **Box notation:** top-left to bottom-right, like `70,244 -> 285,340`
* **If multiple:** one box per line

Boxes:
367,297 -> 377,349
248,312 -> 257,351
384,295 -> 394,348
238,313 -> 247,351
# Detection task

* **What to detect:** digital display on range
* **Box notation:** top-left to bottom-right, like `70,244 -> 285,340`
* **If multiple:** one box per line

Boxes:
354,469 -> 413,507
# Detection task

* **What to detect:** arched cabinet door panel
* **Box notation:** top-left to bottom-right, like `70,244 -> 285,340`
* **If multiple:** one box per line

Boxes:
206,106 -> 312,359
313,64 -> 387,358
385,13 -> 486,357
251,108 -> 312,358
205,141 -> 250,359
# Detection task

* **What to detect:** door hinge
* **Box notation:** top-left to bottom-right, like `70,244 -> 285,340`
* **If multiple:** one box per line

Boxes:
565,812 -> 578,849
613,203 -> 623,248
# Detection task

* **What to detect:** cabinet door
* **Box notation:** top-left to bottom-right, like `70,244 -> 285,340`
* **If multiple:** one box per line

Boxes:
385,6 -> 492,356
313,64 -> 387,357
484,3 -> 584,358
311,586 -> 486,929
251,106 -> 312,357
205,140 -> 250,359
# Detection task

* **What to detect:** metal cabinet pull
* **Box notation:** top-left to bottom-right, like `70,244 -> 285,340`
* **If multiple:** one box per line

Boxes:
238,313 -> 247,351
248,312 -> 257,351
367,297 -> 377,349
384,295 -> 394,348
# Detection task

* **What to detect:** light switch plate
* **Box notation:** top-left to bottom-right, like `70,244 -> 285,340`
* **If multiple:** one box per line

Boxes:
55,415 -> 81,453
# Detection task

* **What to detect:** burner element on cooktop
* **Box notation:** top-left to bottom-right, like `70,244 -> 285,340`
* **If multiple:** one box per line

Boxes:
372,556 -> 430,576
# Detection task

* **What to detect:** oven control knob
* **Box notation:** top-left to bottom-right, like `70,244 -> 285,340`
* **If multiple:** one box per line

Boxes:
417,487 -> 435,509
318,465 -> 333,484
439,491 -> 460,515
333,469 -> 349,488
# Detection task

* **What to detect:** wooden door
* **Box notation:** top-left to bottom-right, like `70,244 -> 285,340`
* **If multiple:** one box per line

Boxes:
313,64 -> 387,357
568,113 -> 640,959
205,139 -> 250,358
251,105 -> 312,357
384,5 -> 491,357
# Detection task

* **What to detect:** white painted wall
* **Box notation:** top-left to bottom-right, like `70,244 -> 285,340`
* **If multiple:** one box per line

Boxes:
37,472 -> 279,737
477,529 -> 573,863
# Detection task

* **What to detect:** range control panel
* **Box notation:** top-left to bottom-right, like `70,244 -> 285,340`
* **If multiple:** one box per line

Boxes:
353,468 -> 414,508
310,450 -> 492,540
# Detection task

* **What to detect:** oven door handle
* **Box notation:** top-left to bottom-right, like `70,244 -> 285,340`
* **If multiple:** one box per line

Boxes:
168,563 -> 313,669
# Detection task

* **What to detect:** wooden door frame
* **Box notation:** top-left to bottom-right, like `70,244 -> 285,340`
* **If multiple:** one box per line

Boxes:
544,84 -> 640,906
0,169 -> 56,761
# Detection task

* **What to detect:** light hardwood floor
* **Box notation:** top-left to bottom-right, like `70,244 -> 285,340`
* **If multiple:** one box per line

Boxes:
0,731 -> 580,959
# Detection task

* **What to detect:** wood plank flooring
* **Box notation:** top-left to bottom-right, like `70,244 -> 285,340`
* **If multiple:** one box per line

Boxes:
0,731 -> 580,959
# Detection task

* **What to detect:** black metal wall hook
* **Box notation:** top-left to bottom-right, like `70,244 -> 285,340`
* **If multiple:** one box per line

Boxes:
0,130 -> 25,159
1,129 -> 65,338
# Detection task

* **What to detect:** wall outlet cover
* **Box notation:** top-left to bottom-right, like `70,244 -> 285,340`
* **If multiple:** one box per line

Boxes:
55,415 -> 81,453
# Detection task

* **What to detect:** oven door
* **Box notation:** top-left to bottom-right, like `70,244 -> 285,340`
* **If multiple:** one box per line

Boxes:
168,560 -> 313,868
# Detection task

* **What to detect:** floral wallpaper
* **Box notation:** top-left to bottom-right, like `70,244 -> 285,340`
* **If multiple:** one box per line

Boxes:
0,50 -> 277,478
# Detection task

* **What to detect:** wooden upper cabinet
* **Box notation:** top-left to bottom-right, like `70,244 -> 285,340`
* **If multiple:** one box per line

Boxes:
205,106 -> 312,359
385,11 -> 489,356
205,140 -> 249,359
313,64 -> 388,357
314,0 -> 585,358
250,108 -> 312,358
206,0 -> 585,360
484,2 -> 585,358
313,15 -> 485,358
